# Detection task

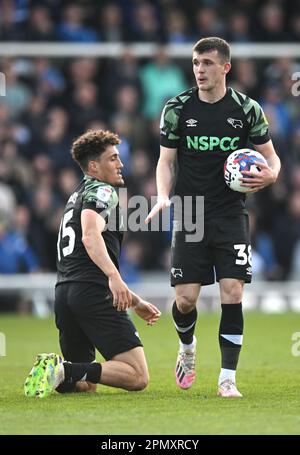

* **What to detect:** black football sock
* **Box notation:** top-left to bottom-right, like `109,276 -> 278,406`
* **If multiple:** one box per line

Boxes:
219,303 -> 243,370
172,301 -> 197,345
63,362 -> 102,384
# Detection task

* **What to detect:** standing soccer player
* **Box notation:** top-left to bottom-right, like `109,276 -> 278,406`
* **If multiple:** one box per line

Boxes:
146,37 -> 280,397
25,129 -> 160,398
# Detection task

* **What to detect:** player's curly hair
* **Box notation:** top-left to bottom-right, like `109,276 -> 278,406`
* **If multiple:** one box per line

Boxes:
193,37 -> 231,63
71,129 -> 121,171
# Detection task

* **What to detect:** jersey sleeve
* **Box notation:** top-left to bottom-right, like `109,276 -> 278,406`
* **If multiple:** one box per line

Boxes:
160,97 -> 181,148
82,181 -> 118,220
248,99 -> 270,145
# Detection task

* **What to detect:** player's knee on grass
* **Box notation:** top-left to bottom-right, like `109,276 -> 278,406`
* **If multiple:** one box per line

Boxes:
128,371 -> 149,391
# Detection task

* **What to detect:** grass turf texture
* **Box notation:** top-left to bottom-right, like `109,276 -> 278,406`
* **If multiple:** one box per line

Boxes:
0,312 -> 299,435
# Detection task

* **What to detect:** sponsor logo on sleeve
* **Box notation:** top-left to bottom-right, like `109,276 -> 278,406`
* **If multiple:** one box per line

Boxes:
97,187 -> 112,202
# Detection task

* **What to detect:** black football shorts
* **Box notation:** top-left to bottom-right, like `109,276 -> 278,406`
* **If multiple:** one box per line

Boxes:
55,282 -> 142,362
171,214 -> 252,286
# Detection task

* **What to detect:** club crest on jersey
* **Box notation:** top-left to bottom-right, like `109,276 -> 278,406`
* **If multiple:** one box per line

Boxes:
227,118 -> 243,129
186,118 -> 198,127
171,267 -> 183,278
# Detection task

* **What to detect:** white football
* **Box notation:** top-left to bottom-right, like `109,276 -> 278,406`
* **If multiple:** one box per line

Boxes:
224,149 -> 267,193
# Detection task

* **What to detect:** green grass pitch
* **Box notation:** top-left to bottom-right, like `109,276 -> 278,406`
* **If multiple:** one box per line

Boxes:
0,312 -> 299,435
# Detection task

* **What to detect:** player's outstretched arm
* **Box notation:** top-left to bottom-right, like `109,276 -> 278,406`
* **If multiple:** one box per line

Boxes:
145,146 -> 177,224
130,291 -> 161,326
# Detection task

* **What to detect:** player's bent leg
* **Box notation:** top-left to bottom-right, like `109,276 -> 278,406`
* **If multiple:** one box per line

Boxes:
25,348 -> 149,396
59,347 -> 148,392
173,283 -> 200,390
100,346 -> 149,391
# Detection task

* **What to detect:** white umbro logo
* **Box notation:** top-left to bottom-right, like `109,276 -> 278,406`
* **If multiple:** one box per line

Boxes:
227,117 -> 243,128
186,118 -> 198,127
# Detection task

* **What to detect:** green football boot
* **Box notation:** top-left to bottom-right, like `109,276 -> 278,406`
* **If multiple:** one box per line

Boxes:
24,353 -> 64,398
24,353 -> 49,397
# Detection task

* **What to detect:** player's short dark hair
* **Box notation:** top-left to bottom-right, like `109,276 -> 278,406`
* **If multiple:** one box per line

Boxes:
193,37 -> 231,63
71,129 -> 121,171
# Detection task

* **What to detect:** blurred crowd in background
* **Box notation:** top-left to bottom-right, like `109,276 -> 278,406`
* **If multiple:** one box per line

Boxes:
0,0 -> 300,284
1,0 -> 300,43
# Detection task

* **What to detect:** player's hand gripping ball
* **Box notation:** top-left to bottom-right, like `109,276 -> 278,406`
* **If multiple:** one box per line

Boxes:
224,148 -> 267,193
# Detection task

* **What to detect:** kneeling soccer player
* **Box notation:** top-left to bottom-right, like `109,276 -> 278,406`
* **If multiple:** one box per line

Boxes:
24,129 -> 160,398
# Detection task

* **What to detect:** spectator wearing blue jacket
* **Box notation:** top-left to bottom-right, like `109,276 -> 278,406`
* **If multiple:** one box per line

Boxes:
0,229 -> 39,273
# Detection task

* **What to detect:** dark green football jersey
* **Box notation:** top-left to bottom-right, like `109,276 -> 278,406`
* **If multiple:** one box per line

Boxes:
160,87 -> 270,218
56,175 -> 123,286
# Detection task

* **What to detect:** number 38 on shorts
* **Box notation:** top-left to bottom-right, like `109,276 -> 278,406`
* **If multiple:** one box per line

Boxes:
234,244 -> 252,266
